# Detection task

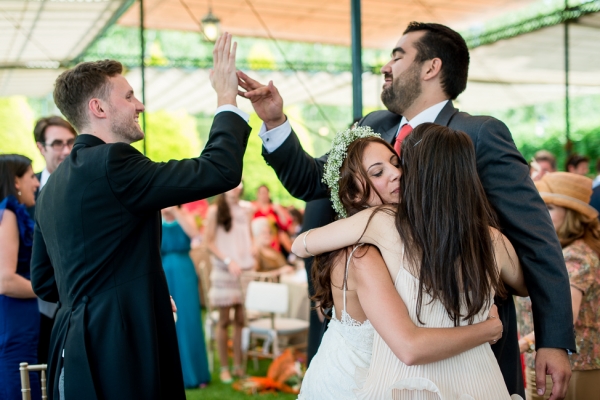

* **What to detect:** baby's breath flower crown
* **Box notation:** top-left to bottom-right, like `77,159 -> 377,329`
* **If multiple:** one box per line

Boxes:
322,125 -> 381,219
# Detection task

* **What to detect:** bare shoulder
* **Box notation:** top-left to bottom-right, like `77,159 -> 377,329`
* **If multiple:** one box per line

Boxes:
350,244 -> 385,270
0,209 -> 18,239
0,208 -> 17,229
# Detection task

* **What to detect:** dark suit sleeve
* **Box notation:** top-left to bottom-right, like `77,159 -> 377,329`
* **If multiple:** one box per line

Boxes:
475,118 -> 575,351
261,128 -> 329,202
105,111 -> 251,214
31,221 -> 59,302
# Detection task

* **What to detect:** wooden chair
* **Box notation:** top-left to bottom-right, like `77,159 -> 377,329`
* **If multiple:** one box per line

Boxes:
242,281 -> 309,371
19,362 -> 48,400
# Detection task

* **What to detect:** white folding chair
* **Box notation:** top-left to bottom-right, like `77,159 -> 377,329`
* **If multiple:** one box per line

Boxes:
242,281 -> 309,371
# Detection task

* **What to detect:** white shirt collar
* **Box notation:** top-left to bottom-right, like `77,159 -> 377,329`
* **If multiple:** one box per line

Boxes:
398,100 -> 449,135
40,168 -> 51,190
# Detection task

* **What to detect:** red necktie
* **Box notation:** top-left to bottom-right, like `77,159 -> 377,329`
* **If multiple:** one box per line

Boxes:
393,124 -> 413,155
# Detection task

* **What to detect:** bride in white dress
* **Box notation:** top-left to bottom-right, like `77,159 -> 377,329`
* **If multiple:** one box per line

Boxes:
293,124 -> 525,400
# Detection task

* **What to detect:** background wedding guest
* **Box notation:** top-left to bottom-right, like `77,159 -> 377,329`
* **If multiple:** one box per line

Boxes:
565,154 -> 589,176
205,185 -> 255,383
161,206 -> 210,389
251,216 -> 294,276
530,149 -> 557,181
29,115 -> 77,365
591,160 -> 600,216
0,154 -> 41,400
593,159 -> 600,189
517,172 -> 600,399
252,184 -> 292,255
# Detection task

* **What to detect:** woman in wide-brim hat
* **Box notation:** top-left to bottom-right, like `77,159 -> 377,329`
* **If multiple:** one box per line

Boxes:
517,172 -> 600,400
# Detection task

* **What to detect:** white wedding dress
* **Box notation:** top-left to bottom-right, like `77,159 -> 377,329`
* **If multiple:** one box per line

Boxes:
298,245 -> 523,400
298,245 -> 375,400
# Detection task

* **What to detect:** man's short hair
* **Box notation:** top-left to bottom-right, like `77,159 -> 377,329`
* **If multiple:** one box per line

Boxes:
403,22 -> 470,100
534,150 -> 557,171
53,60 -> 123,132
33,116 -> 77,144
565,153 -> 589,171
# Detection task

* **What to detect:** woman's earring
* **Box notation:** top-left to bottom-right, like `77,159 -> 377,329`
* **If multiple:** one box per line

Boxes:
17,191 -> 22,196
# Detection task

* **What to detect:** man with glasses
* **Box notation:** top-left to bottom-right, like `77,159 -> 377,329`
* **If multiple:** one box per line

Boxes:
30,116 -> 77,366
33,116 -> 77,194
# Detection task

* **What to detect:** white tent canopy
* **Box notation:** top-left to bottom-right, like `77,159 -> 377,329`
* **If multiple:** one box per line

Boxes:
0,0 -> 133,97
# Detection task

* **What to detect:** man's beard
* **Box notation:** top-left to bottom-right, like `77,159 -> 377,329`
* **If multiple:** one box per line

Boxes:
381,62 -> 422,116
110,108 -> 143,144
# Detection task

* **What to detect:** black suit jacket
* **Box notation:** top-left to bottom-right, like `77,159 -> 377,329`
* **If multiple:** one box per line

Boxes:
31,111 -> 250,400
262,102 -> 575,396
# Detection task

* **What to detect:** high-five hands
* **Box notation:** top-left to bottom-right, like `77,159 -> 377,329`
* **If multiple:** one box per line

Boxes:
237,71 -> 286,130
210,32 -> 238,107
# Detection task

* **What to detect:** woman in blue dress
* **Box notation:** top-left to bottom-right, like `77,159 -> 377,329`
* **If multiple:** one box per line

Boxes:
161,206 -> 211,388
0,154 -> 41,400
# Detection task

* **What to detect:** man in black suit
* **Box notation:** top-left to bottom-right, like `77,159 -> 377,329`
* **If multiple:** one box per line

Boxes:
28,116 -> 77,365
31,34 -> 249,400
239,22 -> 574,399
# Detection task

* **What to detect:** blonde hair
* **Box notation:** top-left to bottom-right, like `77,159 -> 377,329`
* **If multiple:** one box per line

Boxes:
556,208 -> 600,256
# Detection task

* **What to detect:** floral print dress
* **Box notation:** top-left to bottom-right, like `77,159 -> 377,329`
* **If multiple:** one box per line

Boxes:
516,239 -> 600,370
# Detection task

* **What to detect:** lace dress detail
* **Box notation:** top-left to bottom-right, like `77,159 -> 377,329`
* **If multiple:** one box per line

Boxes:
298,245 -> 375,400
354,267 -> 523,400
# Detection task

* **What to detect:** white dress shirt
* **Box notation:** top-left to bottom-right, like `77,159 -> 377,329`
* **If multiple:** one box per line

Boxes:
259,100 -> 449,153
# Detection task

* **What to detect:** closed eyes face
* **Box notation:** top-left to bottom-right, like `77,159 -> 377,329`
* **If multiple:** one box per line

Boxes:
360,142 -> 401,207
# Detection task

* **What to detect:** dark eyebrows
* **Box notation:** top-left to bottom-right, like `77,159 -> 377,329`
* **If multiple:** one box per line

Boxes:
391,47 -> 406,57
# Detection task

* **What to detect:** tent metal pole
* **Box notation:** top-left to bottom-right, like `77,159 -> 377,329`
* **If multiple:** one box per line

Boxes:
351,0 -> 363,122
140,0 -> 147,155
565,3 -> 571,156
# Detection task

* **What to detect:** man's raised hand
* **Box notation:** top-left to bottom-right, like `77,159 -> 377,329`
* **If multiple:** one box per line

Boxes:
210,32 -> 238,107
237,71 -> 286,130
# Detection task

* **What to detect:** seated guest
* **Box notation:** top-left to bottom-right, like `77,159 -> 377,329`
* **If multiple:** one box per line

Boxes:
0,154 -> 41,400
566,153 -> 589,176
517,172 -> 600,400
530,149 -> 557,181
251,216 -> 294,275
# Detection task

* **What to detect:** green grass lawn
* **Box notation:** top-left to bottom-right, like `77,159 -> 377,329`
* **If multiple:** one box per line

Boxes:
185,309 -> 299,399
184,357 -> 298,400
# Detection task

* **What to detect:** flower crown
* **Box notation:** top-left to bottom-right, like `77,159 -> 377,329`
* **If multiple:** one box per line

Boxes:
322,125 -> 381,219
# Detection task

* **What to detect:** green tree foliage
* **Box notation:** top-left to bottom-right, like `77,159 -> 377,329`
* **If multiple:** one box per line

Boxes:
488,93 -> 600,174
132,109 -> 202,162
0,97 -> 45,171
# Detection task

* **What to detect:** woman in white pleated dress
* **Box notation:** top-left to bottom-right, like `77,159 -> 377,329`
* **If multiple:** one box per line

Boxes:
294,124 -> 526,400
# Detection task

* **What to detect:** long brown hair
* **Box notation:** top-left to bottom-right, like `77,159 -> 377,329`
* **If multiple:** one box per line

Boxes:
557,209 -> 600,256
311,136 -> 396,316
397,123 -> 503,326
216,194 -> 232,232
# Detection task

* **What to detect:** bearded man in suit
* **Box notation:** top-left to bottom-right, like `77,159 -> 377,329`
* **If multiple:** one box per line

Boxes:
238,22 -> 574,399
31,33 -> 250,400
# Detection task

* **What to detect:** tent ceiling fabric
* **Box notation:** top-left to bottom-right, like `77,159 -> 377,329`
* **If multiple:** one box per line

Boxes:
0,0 -> 132,97
124,13 -> 600,115
117,0 -> 536,49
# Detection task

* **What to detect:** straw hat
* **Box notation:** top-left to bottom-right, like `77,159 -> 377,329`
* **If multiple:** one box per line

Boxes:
535,172 -> 598,220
